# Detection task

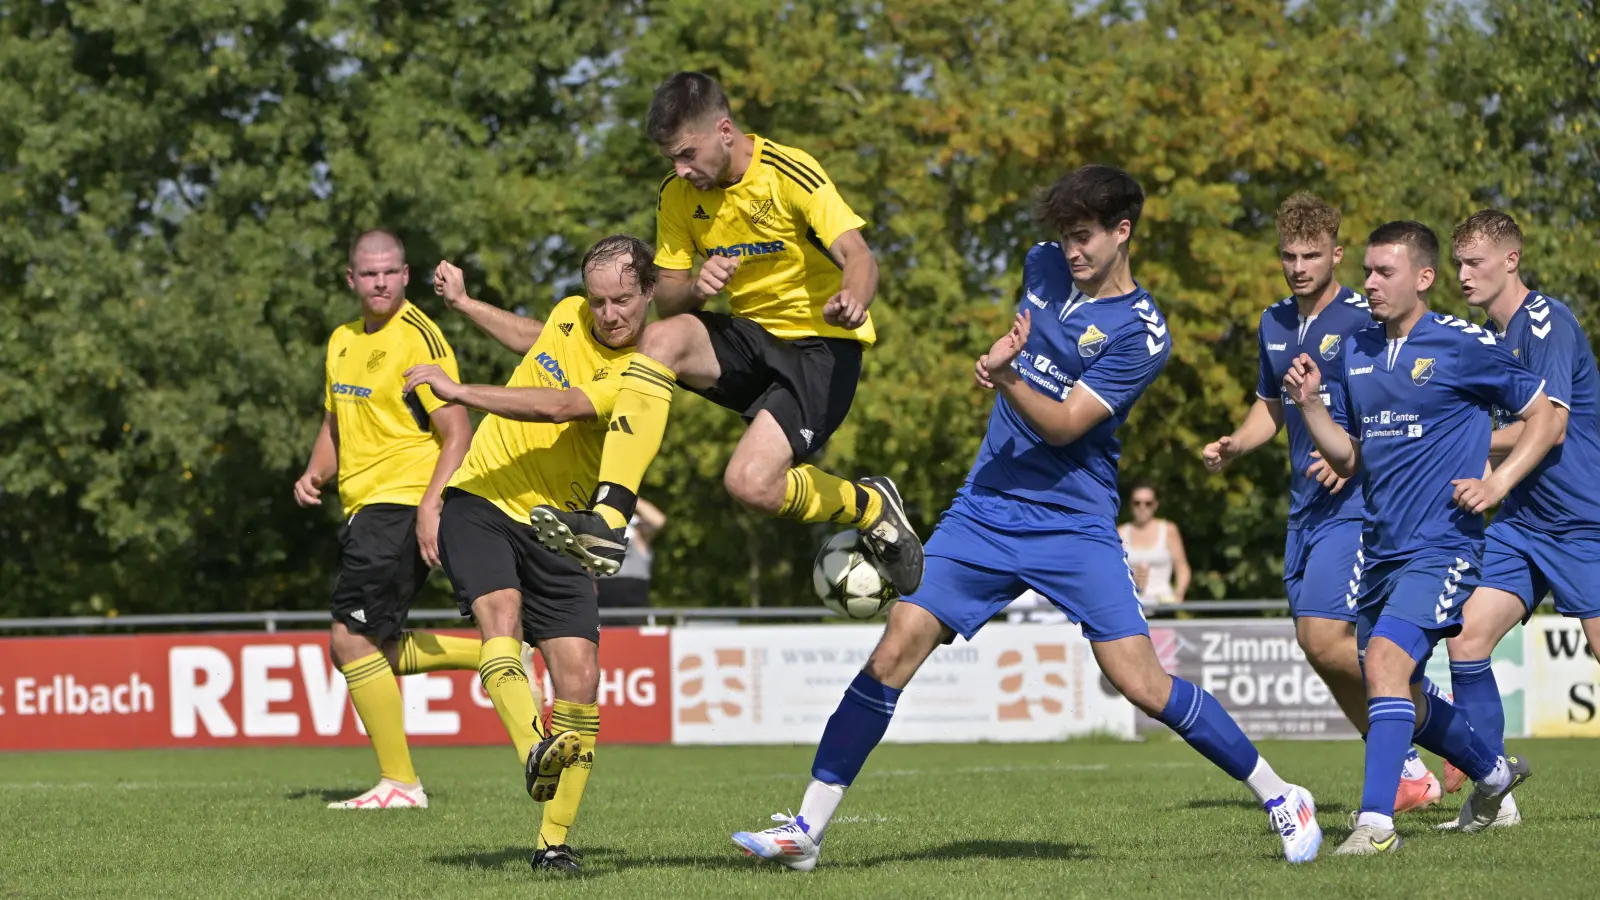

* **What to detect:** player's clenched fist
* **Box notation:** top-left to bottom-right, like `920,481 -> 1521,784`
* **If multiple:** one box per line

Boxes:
694,255 -> 741,300
433,260 -> 468,307
293,471 -> 324,507
1201,436 -> 1240,473
1451,476 -> 1506,514
976,310 -> 1031,389
1281,353 -> 1323,407
823,289 -> 868,329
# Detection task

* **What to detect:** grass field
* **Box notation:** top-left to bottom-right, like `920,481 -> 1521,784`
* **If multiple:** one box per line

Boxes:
3,738 -> 1595,899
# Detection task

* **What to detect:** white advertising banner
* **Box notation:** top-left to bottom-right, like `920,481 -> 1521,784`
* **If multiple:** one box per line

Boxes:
1525,616 -> 1599,737
670,623 -> 1136,745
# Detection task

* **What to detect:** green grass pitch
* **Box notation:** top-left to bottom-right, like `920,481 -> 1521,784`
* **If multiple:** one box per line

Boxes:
3,739 -> 1594,899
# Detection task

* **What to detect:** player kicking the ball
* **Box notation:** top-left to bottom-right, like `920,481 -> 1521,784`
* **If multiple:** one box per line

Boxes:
1283,221 -> 1559,854
733,166 -> 1323,870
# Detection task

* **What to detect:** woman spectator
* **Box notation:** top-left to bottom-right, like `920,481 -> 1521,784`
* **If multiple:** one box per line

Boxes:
1118,483 -> 1190,613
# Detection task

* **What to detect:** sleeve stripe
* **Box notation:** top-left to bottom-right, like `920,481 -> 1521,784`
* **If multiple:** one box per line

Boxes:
402,311 -> 446,359
1514,378 -> 1548,417
762,146 -> 825,186
1075,382 -> 1116,416
804,227 -> 841,266
405,311 -> 450,358
761,151 -> 818,193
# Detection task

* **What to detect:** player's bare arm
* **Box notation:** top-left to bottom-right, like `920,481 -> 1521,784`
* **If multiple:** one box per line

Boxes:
822,229 -> 878,330
415,403 -> 471,567
1452,392 -> 1562,514
293,411 -> 339,507
404,364 -> 598,424
1203,397 -> 1286,473
435,260 -> 544,355
1282,353 -> 1359,477
979,310 -> 1113,446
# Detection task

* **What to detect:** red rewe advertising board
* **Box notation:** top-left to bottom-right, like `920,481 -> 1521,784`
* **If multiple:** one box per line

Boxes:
0,628 -> 671,751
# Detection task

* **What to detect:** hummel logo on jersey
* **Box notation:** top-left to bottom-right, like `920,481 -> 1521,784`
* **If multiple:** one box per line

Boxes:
1268,343 -> 1287,351
693,205 -> 710,220
559,322 -> 574,336
1078,325 -> 1107,357
1350,365 -> 1374,375
1319,334 -> 1341,360
1025,290 -> 1047,309
609,416 -> 633,434
1412,357 -> 1436,386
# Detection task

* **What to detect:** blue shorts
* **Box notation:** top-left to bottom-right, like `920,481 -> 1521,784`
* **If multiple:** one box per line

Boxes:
1284,517 -> 1363,623
901,486 -> 1148,644
1352,551 -> 1479,662
1480,520 -> 1600,620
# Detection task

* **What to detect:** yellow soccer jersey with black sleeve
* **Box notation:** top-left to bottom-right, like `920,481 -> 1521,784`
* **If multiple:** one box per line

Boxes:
656,134 -> 873,345
324,302 -> 457,514
450,296 -> 638,522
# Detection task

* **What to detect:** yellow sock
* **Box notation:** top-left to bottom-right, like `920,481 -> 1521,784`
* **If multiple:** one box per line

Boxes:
340,652 -> 416,784
478,636 -> 547,764
593,355 -> 677,530
778,464 -> 883,526
397,631 -> 481,674
540,700 -> 599,848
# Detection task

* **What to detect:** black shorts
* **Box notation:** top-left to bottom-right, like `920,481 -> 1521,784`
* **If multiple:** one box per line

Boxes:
687,311 -> 862,462
331,503 -> 429,642
437,488 -> 600,644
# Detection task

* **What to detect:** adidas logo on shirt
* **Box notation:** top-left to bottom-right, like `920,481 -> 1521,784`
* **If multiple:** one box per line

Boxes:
693,205 -> 710,220
559,322 -> 574,336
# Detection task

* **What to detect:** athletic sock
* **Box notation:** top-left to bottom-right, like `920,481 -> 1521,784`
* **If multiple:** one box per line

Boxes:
1401,746 -> 1430,780
341,652 -> 417,785
1448,658 -> 1503,755
1360,697 -> 1415,818
798,780 -> 847,844
1243,756 -> 1292,804
1158,677 -> 1260,784
778,465 -> 883,527
593,355 -> 676,530
540,701 -> 599,846
397,631 -> 481,674
478,636 -> 546,764
811,672 -> 900,787
1412,687 -> 1497,782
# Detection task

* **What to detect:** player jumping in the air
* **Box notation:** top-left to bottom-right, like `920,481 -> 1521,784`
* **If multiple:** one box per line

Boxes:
1202,194 -> 1442,812
294,229 -> 483,810
1283,221 -> 1560,855
733,166 -> 1324,870
524,72 -> 922,595
1433,210 -> 1600,829
402,236 -> 657,873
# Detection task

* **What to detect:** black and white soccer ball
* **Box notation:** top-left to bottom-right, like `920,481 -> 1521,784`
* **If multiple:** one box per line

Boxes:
812,531 -> 897,619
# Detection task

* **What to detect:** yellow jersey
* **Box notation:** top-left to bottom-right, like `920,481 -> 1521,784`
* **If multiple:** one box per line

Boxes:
324,302 -> 457,514
655,134 -> 873,345
450,296 -> 638,522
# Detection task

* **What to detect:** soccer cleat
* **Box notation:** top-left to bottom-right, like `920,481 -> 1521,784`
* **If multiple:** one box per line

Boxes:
857,476 -> 924,596
1394,770 -> 1442,813
1459,755 -> 1531,834
1442,760 -> 1468,794
1265,786 -> 1322,864
1335,823 -> 1403,856
525,729 -> 582,803
529,506 -> 627,576
1437,790 -> 1520,830
732,812 -> 821,872
326,779 -> 428,810
530,844 -> 582,873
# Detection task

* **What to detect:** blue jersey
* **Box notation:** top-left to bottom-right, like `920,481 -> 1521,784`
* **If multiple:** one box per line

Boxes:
1340,313 -> 1545,563
1255,287 -> 1373,525
967,242 -> 1171,520
1491,292 -> 1600,537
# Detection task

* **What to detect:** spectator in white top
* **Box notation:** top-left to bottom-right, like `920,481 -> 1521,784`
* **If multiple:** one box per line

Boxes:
1118,483 -> 1190,612
596,498 -> 667,613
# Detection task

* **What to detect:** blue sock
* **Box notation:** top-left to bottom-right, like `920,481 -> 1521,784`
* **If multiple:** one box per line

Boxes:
1361,697 -> 1416,817
1448,659 -> 1503,756
1413,686 -> 1497,781
1159,676 -> 1259,781
811,671 -> 901,786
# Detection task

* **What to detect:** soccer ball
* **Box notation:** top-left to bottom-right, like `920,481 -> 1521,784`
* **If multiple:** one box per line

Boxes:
812,531 -> 897,619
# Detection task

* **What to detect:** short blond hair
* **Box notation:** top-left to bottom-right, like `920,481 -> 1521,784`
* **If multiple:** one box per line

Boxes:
1452,209 -> 1522,252
348,229 -> 405,268
1276,192 -> 1342,247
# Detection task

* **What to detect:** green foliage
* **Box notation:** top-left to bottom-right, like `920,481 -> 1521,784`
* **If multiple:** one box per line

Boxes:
1,0 -> 1595,614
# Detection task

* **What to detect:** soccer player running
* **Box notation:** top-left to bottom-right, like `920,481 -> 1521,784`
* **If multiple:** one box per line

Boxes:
293,230 -> 483,810
1283,221 -> 1560,855
524,72 -> 923,595
402,235 -> 654,873
1202,194 -> 1442,812
1434,210 -> 1600,829
734,167 -> 1324,870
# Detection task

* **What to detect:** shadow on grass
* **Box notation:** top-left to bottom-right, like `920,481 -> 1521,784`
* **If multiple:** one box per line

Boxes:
432,840 -> 1092,875
283,787 -> 443,805
1183,797 -> 1354,815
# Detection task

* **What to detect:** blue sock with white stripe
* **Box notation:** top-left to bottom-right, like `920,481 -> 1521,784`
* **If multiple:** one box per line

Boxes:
1159,676 -> 1259,782
1413,684 -> 1497,781
811,671 -> 901,786
1360,697 -> 1416,820
1448,658 -> 1503,756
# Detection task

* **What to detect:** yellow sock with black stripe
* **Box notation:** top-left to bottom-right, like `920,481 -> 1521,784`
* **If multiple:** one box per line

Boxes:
340,652 -> 416,784
397,631 -> 481,674
593,355 -> 677,530
540,700 -> 599,848
778,464 -> 884,526
478,636 -> 547,764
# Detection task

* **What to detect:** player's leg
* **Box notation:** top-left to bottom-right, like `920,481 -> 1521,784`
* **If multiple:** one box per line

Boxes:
1342,628 -> 1421,854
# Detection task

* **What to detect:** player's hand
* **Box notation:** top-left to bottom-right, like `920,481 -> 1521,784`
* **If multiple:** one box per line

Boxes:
1306,450 -> 1349,494
416,498 -> 443,568
1281,354 -> 1323,407
693,255 -> 740,300
823,289 -> 869,329
434,260 -> 469,308
978,311 -> 1031,386
1451,476 -> 1508,514
293,471 -> 324,508
1202,436 -> 1242,473
403,364 -> 462,403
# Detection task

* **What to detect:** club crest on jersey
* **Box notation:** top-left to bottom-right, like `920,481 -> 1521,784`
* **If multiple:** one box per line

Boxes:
1078,324 -> 1108,357
366,350 -> 386,373
1319,334 -> 1341,360
1411,357 -> 1436,386
746,199 -> 775,228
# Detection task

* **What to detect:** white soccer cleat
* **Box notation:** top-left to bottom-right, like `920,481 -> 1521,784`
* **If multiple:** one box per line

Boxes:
732,812 -> 821,872
1437,790 -> 1521,831
1265,785 -> 1322,864
327,779 -> 428,810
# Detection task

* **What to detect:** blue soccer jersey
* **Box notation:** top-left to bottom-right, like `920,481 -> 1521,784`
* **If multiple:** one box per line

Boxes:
967,241 -> 1171,520
1255,287 -> 1372,526
1340,314 -> 1545,563
1490,292 -> 1600,537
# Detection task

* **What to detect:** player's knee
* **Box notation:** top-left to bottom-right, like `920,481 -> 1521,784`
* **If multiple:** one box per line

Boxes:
1109,668 -> 1171,716
550,662 -> 599,705
471,590 -> 522,640
1447,630 -> 1494,661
